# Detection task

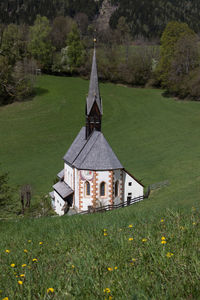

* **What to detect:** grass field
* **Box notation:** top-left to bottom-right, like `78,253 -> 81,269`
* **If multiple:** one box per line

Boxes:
0,75 -> 200,299
0,75 -> 199,211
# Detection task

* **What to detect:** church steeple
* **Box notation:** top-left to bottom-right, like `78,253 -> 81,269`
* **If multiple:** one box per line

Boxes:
85,42 -> 102,139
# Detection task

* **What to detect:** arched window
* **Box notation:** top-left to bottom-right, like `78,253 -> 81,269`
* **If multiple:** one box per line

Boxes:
115,181 -> 119,197
85,181 -> 90,196
100,182 -> 106,197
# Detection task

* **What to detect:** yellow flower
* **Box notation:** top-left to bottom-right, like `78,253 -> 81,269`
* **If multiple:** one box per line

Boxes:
103,229 -> 107,232
28,240 -> 31,243
109,297 -> 113,300
119,229 -> 122,231
47,288 -> 54,293
5,249 -> 10,253
10,263 -> 15,268
18,281 -> 23,285
142,238 -> 147,242
129,237 -> 133,241
128,224 -> 133,228
192,222 -> 196,225
20,274 -> 25,277
72,265 -> 75,269
114,266 -> 118,270
160,219 -> 164,222
180,226 -> 185,230
166,252 -> 174,258
161,240 -> 167,244
104,288 -> 111,293
22,264 -> 27,267
32,258 -> 38,262
107,267 -> 113,271
104,232 -> 108,236
39,242 -> 43,245
2,297 -> 9,300
24,249 -> 28,253
161,236 -> 166,240
132,258 -> 136,262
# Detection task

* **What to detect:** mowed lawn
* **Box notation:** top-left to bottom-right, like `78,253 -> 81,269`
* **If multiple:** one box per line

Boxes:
0,75 -> 200,211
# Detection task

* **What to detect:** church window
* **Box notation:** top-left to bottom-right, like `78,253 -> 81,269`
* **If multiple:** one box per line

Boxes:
85,181 -> 90,196
128,182 -> 132,186
100,182 -> 106,197
115,181 -> 119,197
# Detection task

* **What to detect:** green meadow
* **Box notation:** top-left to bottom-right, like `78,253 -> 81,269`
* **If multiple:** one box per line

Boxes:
0,75 -> 200,299
0,75 -> 199,210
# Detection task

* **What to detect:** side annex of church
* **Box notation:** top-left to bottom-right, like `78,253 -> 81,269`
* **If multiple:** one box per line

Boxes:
50,47 -> 144,216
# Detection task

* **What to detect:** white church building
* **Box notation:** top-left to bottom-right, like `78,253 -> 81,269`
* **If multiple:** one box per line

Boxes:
50,47 -> 144,216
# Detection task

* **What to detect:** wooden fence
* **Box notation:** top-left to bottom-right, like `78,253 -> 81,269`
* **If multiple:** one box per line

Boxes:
77,195 -> 144,215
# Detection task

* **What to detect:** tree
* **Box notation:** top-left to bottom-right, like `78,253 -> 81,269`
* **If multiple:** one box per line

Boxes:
157,21 -> 195,88
66,24 -> 85,72
51,16 -> 75,51
28,15 -> 55,70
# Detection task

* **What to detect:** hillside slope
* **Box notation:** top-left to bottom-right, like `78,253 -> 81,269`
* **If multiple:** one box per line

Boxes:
0,75 -> 199,214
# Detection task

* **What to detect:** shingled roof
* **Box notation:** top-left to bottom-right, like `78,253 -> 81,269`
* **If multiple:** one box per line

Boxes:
53,181 -> 73,199
86,48 -> 102,115
63,127 -> 123,170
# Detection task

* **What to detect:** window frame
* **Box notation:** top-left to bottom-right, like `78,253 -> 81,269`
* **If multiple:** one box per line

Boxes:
85,181 -> 90,197
100,181 -> 106,197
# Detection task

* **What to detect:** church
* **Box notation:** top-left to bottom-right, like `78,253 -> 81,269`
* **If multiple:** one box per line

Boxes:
50,46 -> 144,216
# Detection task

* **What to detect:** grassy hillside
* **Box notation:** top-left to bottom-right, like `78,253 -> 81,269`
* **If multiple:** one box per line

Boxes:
0,75 -> 199,212
0,75 -> 199,299
0,204 -> 199,299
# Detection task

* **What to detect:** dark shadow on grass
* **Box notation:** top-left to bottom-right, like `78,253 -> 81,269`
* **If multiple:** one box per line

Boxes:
33,87 -> 49,97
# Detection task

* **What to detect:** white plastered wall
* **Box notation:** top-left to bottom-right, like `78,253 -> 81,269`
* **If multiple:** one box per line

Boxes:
64,163 -> 74,189
74,168 -> 79,209
54,191 -> 65,216
123,171 -> 143,201
96,171 -> 111,207
113,169 -> 123,205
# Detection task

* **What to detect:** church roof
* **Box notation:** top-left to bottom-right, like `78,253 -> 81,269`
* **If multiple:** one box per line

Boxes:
53,181 -> 73,199
63,127 -> 123,170
86,48 -> 102,115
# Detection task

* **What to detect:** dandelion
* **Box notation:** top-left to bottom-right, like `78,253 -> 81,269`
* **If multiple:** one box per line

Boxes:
18,281 -> 23,285
47,288 -> 54,293
161,236 -> 166,240
104,288 -> 111,294
104,229 -> 107,232
107,267 -> 113,271
166,252 -> 174,258
5,249 -> 10,253
142,238 -> 147,242
104,232 -> 108,236
109,297 -> 113,300
192,222 -> 196,225
160,219 -> 164,222
32,258 -> 38,262
2,297 -> 9,300
10,264 -> 15,268
28,240 -> 31,243
180,226 -> 185,230
161,240 -> 166,244
39,242 -> 43,245
129,237 -> 133,241
72,265 -> 75,269
22,264 -> 27,267
128,224 -> 133,228
20,274 -> 25,277
132,258 -> 136,262
24,249 -> 28,253
114,266 -> 118,270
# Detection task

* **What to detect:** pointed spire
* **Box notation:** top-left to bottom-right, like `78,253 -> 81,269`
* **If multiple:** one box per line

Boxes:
86,41 -> 102,115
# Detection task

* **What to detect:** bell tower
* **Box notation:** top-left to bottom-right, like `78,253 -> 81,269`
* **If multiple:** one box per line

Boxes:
85,41 -> 102,139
